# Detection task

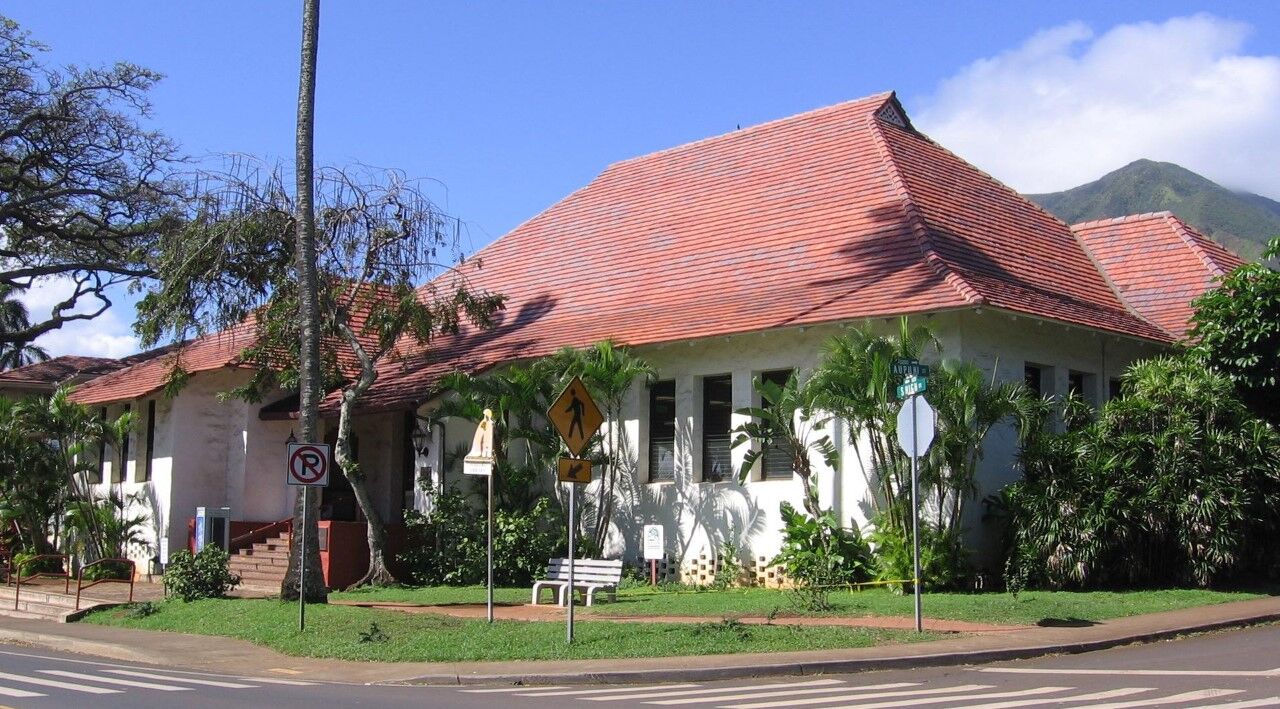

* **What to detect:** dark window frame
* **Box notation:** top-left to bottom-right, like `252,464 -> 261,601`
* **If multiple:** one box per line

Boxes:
701,374 -> 733,483
142,399 -> 156,481
759,369 -> 795,481
118,403 -> 131,482
647,380 -> 676,483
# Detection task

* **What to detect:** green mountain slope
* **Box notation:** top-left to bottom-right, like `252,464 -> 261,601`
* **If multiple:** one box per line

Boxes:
1026,159 -> 1280,261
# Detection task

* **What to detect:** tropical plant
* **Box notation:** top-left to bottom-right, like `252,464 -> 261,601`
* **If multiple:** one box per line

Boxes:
63,489 -> 150,564
1003,355 -> 1280,591
1189,236 -> 1280,425
730,371 -> 837,520
0,397 -> 61,554
771,502 -> 872,610
163,546 -> 240,601
865,511 -> 967,592
0,286 -> 49,370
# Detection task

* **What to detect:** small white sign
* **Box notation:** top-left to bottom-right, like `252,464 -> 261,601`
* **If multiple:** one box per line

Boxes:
643,524 -> 664,560
463,458 -> 494,476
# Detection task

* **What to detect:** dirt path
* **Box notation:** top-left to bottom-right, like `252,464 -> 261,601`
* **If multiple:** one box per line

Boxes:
329,600 -> 1027,633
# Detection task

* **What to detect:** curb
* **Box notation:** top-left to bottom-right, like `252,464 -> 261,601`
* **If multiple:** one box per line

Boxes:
0,628 -> 162,666
392,612 -> 1280,686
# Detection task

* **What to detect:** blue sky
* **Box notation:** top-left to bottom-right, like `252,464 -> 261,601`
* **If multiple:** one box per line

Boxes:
9,1 -> 1280,357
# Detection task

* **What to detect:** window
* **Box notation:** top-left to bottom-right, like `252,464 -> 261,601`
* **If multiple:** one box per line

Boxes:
141,400 -> 156,481
1024,364 -> 1044,397
759,369 -> 794,480
1068,370 -> 1097,405
702,375 -> 733,483
1109,378 -> 1123,401
116,403 -> 131,483
648,380 -> 676,482
92,406 -> 107,484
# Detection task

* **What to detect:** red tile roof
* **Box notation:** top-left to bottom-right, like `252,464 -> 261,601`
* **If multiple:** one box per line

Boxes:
1072,212 -> 1245,339
0,355 -> 125,391
337,92 -> 1184,415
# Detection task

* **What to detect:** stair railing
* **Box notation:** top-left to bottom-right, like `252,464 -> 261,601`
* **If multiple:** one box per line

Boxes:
13,554 -> 70,610
227,518 -> 292,554
75,558 -> 136,611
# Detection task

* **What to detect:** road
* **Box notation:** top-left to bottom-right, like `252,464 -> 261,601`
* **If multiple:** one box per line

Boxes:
0,624 -> 1277,708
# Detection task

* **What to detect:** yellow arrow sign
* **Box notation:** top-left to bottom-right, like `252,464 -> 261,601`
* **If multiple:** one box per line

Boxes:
557,456 -> 593,484
549,375 -> 604,458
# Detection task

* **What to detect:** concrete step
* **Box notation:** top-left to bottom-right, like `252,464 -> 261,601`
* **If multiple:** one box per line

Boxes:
230,561 -> 289,574
0,586 -> 117,623
243,548 -> 290,560
236,569 -> 287,582
0,586 -> 78,608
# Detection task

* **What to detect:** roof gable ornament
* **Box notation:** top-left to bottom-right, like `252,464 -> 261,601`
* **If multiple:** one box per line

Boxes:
876,100 -> 908,128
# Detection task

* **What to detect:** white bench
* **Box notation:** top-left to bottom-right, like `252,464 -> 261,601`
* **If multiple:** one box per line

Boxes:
531,558 -> 623,606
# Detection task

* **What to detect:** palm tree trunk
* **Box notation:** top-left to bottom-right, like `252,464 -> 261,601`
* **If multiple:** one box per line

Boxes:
281,0 -> 327,604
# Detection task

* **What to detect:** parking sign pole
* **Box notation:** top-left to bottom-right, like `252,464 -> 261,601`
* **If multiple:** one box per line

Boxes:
299,486 -> 307,632
910,395 -> 922,633
487,469 -> 494,624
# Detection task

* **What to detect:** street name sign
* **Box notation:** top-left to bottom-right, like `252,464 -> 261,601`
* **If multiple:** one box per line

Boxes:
549,376 -> 604,457
896,374 -> 927,400
891,358 -> 931,378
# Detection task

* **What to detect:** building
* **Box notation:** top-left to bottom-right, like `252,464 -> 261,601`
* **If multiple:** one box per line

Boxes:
67,92 -> 1242,584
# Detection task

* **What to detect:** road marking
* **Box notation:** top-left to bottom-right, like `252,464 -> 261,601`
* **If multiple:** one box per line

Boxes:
726,683 -> 994,709
816,686 -> 1074,709
979,667 -> 1280,677
1186,699 -> 1280,709
106,669 -> 257,688
515,683 -> 702,697
462,685 -> 571,693
0,687 -> 43,699
1082,689 -> 1244,709
38,670 -> 192,691
582,679 -> 868,702
949,687 -> 1154,708
0,671 -> 119,694
0,649 -> 319,685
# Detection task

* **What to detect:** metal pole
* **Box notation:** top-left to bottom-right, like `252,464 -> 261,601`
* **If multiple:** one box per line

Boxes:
487,469 -> 494,624
910,395 -> 922,633
566,483 -> 575,644
299,486 -> 307,632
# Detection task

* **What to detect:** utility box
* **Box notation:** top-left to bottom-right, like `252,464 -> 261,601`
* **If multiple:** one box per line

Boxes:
194,506 -> 232,552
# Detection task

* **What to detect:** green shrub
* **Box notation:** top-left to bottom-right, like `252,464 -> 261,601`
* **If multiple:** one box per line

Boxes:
771,502 -> 871,610
712,536 -> 743,590
80,559 -> 133,582
125,601 -> 159,619
163,547 -> 240,601
867,512 -> 968,592
12,551 -> 63,577
399,486 -> 568,586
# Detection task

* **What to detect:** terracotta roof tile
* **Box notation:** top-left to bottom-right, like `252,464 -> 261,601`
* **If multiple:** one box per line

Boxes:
1071,212 -> 1245,339
338,92 -> 1182,414
0,355 -> 125,389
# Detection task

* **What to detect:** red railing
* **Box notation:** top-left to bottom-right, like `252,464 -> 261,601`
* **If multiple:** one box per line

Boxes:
228,518 -> 292,554
13,554 -> 69,610
75,558 -> 135,611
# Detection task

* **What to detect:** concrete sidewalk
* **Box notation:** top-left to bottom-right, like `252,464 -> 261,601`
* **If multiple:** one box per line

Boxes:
0,595 -> 1277,686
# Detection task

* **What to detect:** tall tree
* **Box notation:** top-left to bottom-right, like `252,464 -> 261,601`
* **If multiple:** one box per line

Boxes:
0,285 -> 48,369
0,16 -> 182,345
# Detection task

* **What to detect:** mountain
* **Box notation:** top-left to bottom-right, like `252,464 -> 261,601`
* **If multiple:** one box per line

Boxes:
1026,160 -> 1280,261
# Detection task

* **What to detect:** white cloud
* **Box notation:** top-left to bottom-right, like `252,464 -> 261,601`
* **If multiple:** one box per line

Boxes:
15,277 -> 140,359
914,14 -> 1280,197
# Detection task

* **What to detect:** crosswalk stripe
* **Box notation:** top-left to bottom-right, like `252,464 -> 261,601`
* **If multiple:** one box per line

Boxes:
1067,688 -> 1243,709
106,669 -> 257,688
0,671 -> 120,694
979,667 -> 1274,678
948,687 -> 1154,708
651,682 -> 923,707
38,670 -> 192,691
817,685 -> 1074,709
515,684 -> 702,697
462,685 -> 571,693
726,684 -> 994,709
1185,699 -> 1280,709
0,686 -> 43,699
582,679 -> 861,702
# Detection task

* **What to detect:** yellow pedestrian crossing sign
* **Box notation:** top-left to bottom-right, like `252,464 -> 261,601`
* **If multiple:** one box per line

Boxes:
549,376 -> 603,458
558,456 -> 593,484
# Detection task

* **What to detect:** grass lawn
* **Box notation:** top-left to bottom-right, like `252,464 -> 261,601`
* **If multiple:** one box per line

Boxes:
82,599 -> 936,662
333,584 -> 1271,626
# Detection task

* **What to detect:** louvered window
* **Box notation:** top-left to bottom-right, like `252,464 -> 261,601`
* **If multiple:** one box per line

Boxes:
760,369 -> 794,480
702,375 -> 732,483
648,380 -> 676,482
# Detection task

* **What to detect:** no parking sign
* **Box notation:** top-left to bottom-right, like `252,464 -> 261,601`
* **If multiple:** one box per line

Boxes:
286,442 -> 330,487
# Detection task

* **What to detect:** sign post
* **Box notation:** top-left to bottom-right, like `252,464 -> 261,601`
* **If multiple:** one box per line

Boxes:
463,409 -> 497,623
286,441 -> 330,632
549,376 -> 604,644
895,381 -> 935,634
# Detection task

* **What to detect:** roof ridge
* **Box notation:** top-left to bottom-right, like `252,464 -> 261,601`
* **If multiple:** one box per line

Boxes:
606,91 -> 896,171
868,114 -> 986,307
1070,211 -> 1174,229
1160,212 -> 1232,277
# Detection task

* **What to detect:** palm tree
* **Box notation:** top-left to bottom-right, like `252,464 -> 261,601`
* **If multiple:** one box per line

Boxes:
0,286 -> 49,370
555,341 -> 655,552
730,371 -> 837,520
